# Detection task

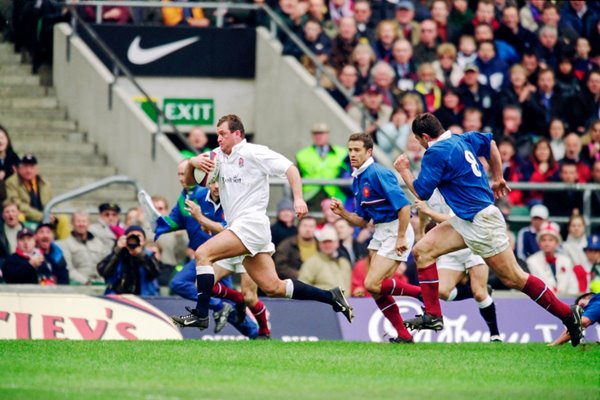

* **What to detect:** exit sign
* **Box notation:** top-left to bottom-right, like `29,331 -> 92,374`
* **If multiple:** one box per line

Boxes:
163,98 -> 214,125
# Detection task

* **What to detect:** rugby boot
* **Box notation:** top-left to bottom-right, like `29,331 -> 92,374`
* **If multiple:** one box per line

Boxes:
389,336 -> 414,344
404,313 -> 444,331
563,304 -> 584,347
171,306 -> 209,330
213,302 -> 234,333
330,287 -> 354,322
234,303 -> 247,325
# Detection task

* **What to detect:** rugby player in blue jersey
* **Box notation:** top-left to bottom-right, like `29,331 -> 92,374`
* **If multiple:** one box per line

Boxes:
331,133 -> 422,343
394,113 -> 583,346
551,292 -> 600,345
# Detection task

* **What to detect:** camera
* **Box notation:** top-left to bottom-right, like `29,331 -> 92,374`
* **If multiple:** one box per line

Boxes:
126,234 -> 141,249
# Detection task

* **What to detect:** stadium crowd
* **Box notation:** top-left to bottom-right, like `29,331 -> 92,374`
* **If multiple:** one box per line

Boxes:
0,0 -> 599,302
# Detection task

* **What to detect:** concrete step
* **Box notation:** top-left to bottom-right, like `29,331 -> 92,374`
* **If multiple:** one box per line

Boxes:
0,108 -> 68,120
1,118 -> 76,130
11,132 -> 87,144
55,187 -> 139,202
0,75 -> 40,85
38,164 -> 118,177
11,141 -> 96,155
0,85 -> 55,97
9,128 -> 83,137
0,64 -> 32,74
27,152 -> 107,166
0,97 -> 59,109
0,52 -> 21,64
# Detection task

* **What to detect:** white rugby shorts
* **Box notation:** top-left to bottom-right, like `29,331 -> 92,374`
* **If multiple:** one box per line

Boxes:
368,219 -> 415,261
448,205 -> 509,259
215,255 -> 247,273
227,212 -> 275,256
437,248 -> 485,271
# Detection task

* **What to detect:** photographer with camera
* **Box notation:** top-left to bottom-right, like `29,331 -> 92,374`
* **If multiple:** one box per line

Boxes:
97,225 -> 160,295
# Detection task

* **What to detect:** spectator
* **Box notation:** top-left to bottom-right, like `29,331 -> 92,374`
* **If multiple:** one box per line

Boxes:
274,216 -> 318,280
431,42 -> 463,87
545,160 -> 584,218
430,0 -> 457,44
496,105 -> 533,161
412,19 -> 439,65
97,225 -> 160,295
564,213 -> 589,253
456,34 -> 477,69
448,0 -> 474,37
394,1 -> 420,47
539,2 -> 578,59
433,87 -> 464,129
497,137 -> 524,206
83,3 -> 130,24
495,5 -> 537,56
548,118 -> 566,161
475,40 -> 507,92
334,218 -> 368,267
414,63 -> 443,113
370,61 -> 400,108
516,204 -> 549,261
497,64 -> 539,134
376,106 -> 411,157
522,138 -> 559,205
307,0 -> 328,27
275,0 -> 307,42
352,0 -> 376,45
581,119 -> 600,168
561,133 -> 592,183
295,122 -> 351,210
389,39 -> 418,91
283,17 -> 331,63
519,0 -> 545,33
555,57 -> 581,99
457,64 -> 495,130
35,223 -> 68,285
527,221 -> 580,295
89,202 -> 124,252
592,160 -> 600,214
328,64 -> 362,110
124,206 -> 144,229
585,235 -> 600,293
151,195 -> 188,268
347,84 -> 393,141
522,50 -> 541,86
536,25 -> 562,72
0,125 -> 20,204
399,91 -> 423,128
298,225 -> 351,293
568,70 -> 600,135
330,16 -> 358,70
573,38 -> 596,84
473,22 -> 518,65
462,107 -> 483,132
373,19 -> 398,62
530,68 -> 568,136
560,0 -> 597,38
352,43 -> 376,91
57,211 -> 108,285
270,197 -> 298,248
2,228 -> 52,284
328,0 -> 352,27
0,201 -> 24,266
317,198 -> 340,230
181,127 -> 210,159
463,0 -> 500,37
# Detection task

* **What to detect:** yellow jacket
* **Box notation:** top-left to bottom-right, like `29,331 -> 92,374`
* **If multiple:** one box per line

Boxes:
162,0 -> 206,26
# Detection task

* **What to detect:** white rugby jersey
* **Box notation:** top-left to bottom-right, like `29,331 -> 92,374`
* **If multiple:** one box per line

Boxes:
427,188 -> 454,216
213,139 -> 292,222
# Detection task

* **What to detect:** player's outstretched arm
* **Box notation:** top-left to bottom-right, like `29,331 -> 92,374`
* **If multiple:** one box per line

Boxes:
549,316 -> 592,346
184,198 -> 224,234
285,165 -> 308,219
330,197 -> 368,228
414,199 -> 449,223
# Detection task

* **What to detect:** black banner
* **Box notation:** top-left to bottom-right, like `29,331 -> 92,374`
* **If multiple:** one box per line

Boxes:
78,25 -> 256,78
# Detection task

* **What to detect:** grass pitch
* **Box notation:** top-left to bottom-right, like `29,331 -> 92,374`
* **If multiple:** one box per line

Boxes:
0,341 -> 598,400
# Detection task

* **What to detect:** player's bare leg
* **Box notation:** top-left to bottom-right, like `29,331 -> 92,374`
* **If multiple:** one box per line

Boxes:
469,264 -> 501,341
437,269 -> 464,301
484,248 -> 584,346
241,273 -> 271,338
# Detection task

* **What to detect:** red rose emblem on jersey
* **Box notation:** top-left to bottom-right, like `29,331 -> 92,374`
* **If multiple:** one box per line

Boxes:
239,157 -> 244,168
363,186 -> 370,197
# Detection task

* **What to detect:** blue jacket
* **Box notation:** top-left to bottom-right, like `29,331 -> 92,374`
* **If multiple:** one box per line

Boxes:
97,249 -> 160,296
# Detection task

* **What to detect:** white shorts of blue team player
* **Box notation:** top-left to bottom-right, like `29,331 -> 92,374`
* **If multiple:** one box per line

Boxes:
437,248 -> 485,272
368,219 -> 415,262
448,204 -> 510,259
215,255 -> 247,274
227,212 -> 276,257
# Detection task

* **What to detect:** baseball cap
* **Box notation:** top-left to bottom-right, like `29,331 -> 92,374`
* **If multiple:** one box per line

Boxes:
396,1 -> 414,11
20,154 -> 38,165
17,227 -> 35,239
316,225 -> 338,242
464,64 -> 479,73
276,197 -> 294,213
536,221 -> 561,243
311,122 -> 329,133
125,224 -> 146,238
35,222 -> 55,232
98,202 -> 121,213
530,204 -> 549,220
585,234 -> 600,251
365,84 -> 382,95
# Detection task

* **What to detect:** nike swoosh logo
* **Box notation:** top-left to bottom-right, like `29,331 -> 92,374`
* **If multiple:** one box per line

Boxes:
127,36 -> 200,65
183,319 -> 197,326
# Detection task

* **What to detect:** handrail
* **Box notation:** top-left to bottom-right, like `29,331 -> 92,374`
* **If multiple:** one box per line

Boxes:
42,176 -> 144,223
54,0 -> 397,152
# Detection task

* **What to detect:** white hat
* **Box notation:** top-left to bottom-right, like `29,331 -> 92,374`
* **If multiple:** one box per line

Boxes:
530,204 -> 549,220
316,225 -> 338,242
536,221 -> 561,243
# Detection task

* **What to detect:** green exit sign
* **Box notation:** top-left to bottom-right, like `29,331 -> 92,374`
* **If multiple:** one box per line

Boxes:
163,98 -> 214,125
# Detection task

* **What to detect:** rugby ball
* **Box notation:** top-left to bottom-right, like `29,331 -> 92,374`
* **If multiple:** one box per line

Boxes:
193,151 -> 220,186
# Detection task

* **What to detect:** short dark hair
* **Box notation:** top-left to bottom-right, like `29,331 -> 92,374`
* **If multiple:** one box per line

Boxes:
348,132 -> 374,150
217,114 -> 245,138
412,113 -> 445,138
561,159 -> 578,170
574,292 -> 594,306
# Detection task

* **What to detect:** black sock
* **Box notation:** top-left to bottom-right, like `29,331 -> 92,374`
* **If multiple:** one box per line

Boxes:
290,279 -> 334,305
195,273 -> 214,318
454,284 -> 474,301
479,302 -> 500,336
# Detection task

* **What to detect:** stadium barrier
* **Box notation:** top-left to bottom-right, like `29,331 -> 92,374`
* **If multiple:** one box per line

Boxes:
1,292 -> 597,343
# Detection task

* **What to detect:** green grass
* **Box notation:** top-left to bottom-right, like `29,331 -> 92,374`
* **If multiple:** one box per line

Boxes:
0,341 -> 598,400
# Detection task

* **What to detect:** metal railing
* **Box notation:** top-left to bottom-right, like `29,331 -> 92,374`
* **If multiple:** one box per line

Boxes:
42,176 -> 144,222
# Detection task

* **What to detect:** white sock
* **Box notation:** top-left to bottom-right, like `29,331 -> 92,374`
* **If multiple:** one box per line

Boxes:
447,288 -> 458,301
284,279 -> 294,299
477,296 -> 493,309
196,265 -> 214,275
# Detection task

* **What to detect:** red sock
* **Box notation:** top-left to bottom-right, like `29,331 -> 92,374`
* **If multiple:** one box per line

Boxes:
375,295 -> 412,340
249,300 -> 270,335
380,277 -> 422,298
522,274 -> 571,320
418,263 -> 442,317
211,282 -> 245,305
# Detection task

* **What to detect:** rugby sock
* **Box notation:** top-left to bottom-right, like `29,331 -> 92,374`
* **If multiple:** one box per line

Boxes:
195,265 -> 214,318
522,274 -> 571,320
287,279 -> 334,304
478,296 -> 500,336
453,284 -> 474,301
380,277 -> 421,298
375,295 -> 413,340
418,263 -> 442,317
212,282 -> 245,305
249,300 -> 270,335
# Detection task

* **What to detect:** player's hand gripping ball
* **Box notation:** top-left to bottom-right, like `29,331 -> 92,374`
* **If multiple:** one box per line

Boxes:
194,151 -> 220,186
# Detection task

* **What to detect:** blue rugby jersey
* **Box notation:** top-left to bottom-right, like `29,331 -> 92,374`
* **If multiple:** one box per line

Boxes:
353,158 -> 411,224
413,131 -> 495,222
154,186 -> 225,249
583,293 -> 600,324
